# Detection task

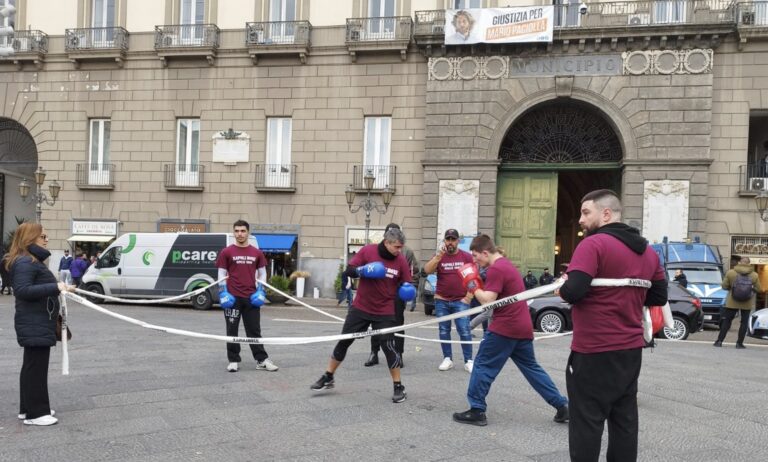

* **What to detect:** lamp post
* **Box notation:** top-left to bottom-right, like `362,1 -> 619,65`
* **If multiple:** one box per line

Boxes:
19,166 -> 61,223
756,191 -> 768,223
345,170 -> 393,244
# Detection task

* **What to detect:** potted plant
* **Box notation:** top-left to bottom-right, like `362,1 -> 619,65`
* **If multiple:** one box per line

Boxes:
334,263 -> 344,298
266,274 -> 291,304
289,270 -> 311,298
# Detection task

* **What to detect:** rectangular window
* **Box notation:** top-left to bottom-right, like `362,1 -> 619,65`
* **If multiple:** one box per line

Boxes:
454,0 -> 481,8
88,119 -> 111,185
91,0 -> 116,45
269,0 -> 296,41
554,0 -> 581,27
653,0 -> 687,24
180,0 -> 205,43
176,118 -> 200,186
368,0 -> 395,38
0,0 -> 15,49
266,117 -> 292,187
363,116 -> 391,190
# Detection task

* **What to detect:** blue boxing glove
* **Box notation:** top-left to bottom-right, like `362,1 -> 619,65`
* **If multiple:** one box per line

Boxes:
250,285 -> 266,308
357,261 -> 387,279
398,282 -> 416,301
219,287 -> 235,309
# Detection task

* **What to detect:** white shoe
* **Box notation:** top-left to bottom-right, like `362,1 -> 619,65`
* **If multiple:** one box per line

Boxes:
464,360 -> 474,373
256,358 -> 278,371
19,409 -> 55,420
23,415 -> 58,426
227,362 -> 239,372
438,357 -> 454,371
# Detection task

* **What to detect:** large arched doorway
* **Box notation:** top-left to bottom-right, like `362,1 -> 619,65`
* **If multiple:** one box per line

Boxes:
0,118 -> 38,247
496,99 -> 623,275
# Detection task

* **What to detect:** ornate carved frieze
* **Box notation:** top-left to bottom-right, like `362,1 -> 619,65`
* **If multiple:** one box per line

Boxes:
622,49 -> 712,75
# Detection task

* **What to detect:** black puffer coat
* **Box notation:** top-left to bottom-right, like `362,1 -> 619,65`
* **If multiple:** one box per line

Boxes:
11,255 -> 61,347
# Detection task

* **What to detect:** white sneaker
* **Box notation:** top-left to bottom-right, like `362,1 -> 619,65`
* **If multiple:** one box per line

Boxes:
438,357 -> 454,371
19,409 -> 55,420
227,362 -> 239,372
256,358 -> 278,371
464,360 -> 474,373
23,415 -> 58,426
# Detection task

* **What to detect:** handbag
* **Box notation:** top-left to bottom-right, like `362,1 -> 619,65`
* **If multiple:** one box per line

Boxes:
56,314 -> 72,341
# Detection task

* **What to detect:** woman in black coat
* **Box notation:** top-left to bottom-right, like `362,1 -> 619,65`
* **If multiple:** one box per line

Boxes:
5,223 -> 74,426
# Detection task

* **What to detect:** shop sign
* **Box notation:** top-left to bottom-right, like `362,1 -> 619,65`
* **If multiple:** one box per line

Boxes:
731,235 -> 768,256
158,222 -> 208,233
72,220 -> 117,236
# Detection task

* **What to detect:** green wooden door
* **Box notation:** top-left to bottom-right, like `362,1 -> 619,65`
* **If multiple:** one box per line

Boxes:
495,171 -> 558,274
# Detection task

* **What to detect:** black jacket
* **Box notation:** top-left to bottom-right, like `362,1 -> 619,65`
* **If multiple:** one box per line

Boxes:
11,254 -> 61,347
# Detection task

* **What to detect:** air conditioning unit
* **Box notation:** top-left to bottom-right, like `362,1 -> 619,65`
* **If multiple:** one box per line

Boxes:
12,37 -> 29,52
350,29 -> 360,41
750,177 -> 768,191
628,13 -> 651,25
163,34 -> 178,47
67,34 -> 88,49
432,24 -> 445,34
742,11 -> 755,25
247,27 -> 263,44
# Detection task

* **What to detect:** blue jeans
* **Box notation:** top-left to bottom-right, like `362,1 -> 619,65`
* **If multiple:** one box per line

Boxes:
467,332 -> 567,412
435,299 -> 472,362
337,288 -> 352,308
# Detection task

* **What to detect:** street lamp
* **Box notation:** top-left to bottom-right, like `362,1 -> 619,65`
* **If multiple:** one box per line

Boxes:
345,170 -> 393,244
19,166 -> 61,223
756,191 -> 768,222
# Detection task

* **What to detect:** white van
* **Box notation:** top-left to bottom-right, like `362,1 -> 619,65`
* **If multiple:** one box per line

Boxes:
81,232 -> 257,310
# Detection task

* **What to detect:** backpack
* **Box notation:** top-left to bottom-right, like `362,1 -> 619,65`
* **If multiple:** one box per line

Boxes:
731,273 -> 754,302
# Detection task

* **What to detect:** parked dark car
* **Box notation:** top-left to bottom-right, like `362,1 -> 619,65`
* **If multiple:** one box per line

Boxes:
527,282 -> 704,340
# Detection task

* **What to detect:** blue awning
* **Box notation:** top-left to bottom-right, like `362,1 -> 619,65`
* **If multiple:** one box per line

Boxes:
254,234 -> 297,253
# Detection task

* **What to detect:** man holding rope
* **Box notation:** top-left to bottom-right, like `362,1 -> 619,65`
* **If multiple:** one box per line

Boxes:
216,220 -> 278,373
558,189 -> 667,462
310,227 -> 415,403
453,234 -> 569,426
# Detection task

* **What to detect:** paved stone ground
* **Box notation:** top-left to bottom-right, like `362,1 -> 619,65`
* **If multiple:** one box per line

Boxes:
1,294 -> 767,462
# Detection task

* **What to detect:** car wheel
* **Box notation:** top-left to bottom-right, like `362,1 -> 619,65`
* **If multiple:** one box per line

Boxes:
537,310 -> 565,334
191,289 -> 213,310
660,316 -> 689,341
83,282 -> 104,304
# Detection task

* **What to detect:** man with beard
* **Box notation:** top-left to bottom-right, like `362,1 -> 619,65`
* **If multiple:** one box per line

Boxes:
557,189 -> 667,462
423,229 -> 475,372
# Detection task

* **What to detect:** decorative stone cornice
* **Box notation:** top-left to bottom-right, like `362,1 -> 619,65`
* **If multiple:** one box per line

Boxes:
622,49 -> 712,75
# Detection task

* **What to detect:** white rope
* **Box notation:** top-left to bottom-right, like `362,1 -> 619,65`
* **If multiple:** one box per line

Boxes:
72,277 -> 228,304
65,277 -> 650,345
60,293 -> 70,375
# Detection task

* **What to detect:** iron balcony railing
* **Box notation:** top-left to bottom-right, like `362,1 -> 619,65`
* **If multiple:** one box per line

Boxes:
254,163 -> 297,190
154,24 -> 220,49
3,30 -> 48,53
65,27 -> 128,51
740,163 -> 768,192
346,16 -> 413,42
245,21 -> 311,46
737,1 -> 768,25
414,10 -> 446,36
352,164 -> 397,192
164,163 -> 205,190
75,163 -> 115,189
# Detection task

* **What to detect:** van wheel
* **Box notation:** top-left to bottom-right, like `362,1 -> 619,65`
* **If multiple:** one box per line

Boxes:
83,283 -> 104,304
191,289 -> 214,310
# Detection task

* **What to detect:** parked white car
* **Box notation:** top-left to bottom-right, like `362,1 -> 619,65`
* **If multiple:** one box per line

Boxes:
748,308 -> 768,340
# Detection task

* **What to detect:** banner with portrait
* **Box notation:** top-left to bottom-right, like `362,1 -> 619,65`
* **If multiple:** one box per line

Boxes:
444,7 -> 554,45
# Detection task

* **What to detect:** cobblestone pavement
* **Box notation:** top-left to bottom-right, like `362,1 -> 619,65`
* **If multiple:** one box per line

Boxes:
1,295 -> 767,461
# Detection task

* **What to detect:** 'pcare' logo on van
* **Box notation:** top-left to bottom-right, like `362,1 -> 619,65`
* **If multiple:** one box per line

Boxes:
171,250 -> 218,264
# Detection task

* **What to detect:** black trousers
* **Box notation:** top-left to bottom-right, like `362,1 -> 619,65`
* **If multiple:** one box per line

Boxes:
370,299 -> 405,354
224,296 -> 268,363
717,308 -> 751,345
20,346 -> 52,420
566,348 -> 643,462
334,307 -> 401,368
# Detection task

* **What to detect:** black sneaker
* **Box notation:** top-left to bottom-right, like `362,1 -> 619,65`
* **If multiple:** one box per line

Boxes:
310,374 -> 334,391
452,408 -> 487,426
392,384 -> 407,403
735,343 -> 746,349
713,340 -> 723,347
554,405 -> 569,423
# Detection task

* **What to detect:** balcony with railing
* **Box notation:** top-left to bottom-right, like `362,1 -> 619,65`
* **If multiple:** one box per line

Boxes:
76,163 -> 115,189
415,1 -> 734,51
246,21 -> 311,64
65,27 -> 128,68
739,163 -> 768,196
352,165 -> 397,193
164,163 -> 206,191
0,30 -> 48,69
154,24 -> 219,66
736,1 -> 768,45
345,16 -> 412,61
254,163 -> 297,192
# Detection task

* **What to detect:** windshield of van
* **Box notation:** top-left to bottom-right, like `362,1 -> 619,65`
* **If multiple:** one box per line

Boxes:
667,268 -> 722,285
